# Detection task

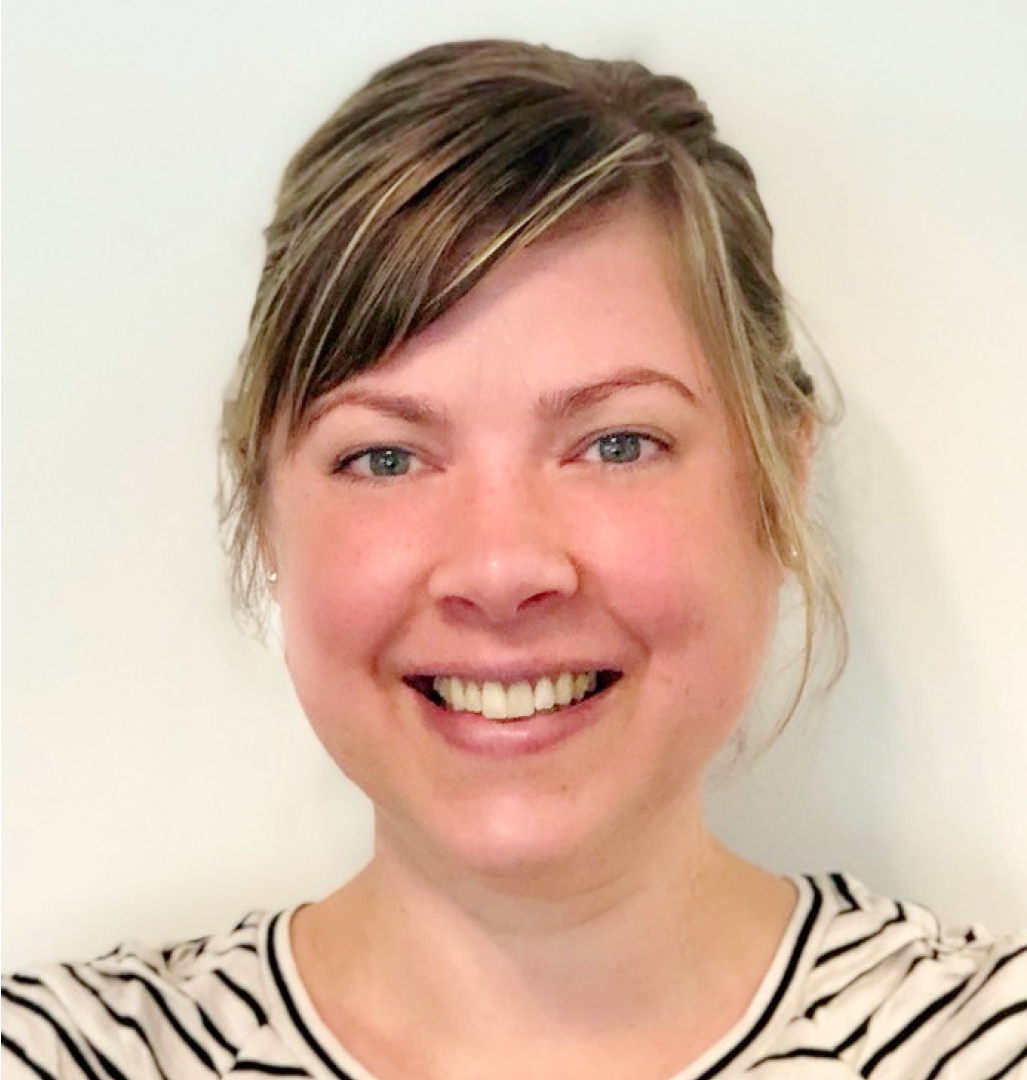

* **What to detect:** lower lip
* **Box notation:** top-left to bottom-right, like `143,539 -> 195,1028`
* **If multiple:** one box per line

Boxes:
417,692 -> 606,757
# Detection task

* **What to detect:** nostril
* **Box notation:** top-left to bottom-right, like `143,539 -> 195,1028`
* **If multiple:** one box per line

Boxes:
518,589 -> 565,612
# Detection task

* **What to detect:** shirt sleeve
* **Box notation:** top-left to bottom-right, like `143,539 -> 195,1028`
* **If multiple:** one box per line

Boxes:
3,970 -> 105,1080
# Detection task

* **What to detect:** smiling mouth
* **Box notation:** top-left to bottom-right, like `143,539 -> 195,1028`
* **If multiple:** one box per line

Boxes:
405,670 -> 622,722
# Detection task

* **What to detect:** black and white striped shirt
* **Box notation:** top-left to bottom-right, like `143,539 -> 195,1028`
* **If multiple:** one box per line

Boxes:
4,875 -> 1025,1078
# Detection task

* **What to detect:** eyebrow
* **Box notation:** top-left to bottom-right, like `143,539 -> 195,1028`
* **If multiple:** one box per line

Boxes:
308,365 -> 697,429
307,387 -> 452,429
538,366 -> 698,419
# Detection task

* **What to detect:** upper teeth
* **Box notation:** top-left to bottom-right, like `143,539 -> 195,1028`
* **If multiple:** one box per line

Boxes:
433,672 -> 598,721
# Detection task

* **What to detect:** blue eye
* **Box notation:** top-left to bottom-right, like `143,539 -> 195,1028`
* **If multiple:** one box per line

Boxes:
335,446 -> 415,478
579,430 -> 669,468
594,432 -> 644,464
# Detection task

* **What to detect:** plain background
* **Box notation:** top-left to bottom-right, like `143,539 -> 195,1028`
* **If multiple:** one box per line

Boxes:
3,0 -> 1025,969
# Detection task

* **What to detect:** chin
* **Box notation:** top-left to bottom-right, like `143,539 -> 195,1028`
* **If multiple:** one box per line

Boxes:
379,776 -> 680,895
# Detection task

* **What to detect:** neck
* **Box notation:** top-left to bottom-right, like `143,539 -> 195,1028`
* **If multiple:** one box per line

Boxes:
292,806 -> 796,1076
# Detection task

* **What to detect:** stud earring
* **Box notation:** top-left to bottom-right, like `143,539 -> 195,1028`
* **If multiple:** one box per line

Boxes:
267,570 -> 279,585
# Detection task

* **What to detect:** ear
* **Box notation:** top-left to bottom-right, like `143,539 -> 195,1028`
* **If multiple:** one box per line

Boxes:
792,415 -> 816,499
256,517 -> 280,599
263,561 -> 279,599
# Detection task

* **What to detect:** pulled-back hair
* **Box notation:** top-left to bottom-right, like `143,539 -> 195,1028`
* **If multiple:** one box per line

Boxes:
220,39 -> 846,727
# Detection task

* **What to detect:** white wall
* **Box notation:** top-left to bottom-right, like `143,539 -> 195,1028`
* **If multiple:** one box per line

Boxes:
3,0 -> 1025,968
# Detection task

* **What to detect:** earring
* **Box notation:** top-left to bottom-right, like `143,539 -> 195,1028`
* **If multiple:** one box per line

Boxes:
267,570 -> 279,585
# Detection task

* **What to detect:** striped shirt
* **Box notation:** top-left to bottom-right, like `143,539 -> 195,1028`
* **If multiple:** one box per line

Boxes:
3,874 -> 1025,1078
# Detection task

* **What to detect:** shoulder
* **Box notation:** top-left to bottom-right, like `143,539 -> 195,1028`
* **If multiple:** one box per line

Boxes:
776,873 -> 1027,1078
1,910 -> 296,1080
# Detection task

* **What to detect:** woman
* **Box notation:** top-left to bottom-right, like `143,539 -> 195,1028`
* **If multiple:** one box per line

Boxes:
4,39 -> 1025,1080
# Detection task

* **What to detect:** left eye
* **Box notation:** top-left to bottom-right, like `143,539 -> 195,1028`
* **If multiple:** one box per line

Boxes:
334,446 -> 417,478
583,432 -> 660,465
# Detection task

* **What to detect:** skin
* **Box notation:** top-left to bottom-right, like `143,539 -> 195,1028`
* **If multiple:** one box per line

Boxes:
265,202 -> 798,1080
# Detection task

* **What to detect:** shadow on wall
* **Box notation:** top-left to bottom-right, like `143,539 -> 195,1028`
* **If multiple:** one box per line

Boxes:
706,392 -> 1018,929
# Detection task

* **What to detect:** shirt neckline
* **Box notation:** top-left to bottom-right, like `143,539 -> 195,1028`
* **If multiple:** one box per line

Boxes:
261,874 -> 831,1080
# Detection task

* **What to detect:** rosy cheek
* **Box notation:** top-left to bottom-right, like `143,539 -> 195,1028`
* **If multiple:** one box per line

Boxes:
576,473 -> 776,674
277,493 -> 437,666
577,492 -> 709,633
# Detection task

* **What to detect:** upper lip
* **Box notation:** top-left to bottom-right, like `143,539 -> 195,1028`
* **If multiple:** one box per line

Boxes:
403,663 -> 623,683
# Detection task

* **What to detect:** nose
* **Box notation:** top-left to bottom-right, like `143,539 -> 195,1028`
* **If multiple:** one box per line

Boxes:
427,473 -> 579,623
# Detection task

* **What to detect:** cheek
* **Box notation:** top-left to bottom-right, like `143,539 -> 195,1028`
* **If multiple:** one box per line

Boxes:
577,478 -> 779,679
273,509 -> 436,776
275,505 -> 430,678
579,484 -> 755,611
589,503 -> 702,635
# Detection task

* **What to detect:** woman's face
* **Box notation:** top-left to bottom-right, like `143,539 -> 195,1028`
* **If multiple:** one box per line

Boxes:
266,203 -> 782,881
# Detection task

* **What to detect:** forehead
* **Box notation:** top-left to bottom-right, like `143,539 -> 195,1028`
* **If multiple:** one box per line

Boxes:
322,202 -> 716,408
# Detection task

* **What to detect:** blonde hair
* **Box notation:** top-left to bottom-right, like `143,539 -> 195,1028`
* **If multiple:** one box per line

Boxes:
220,39 -> 846,726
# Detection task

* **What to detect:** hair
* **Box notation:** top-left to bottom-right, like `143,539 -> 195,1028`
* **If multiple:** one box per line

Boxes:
220,39 -> 847,728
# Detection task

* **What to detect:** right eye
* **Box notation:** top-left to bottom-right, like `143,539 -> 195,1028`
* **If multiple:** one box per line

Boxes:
333,445 -> 418,479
